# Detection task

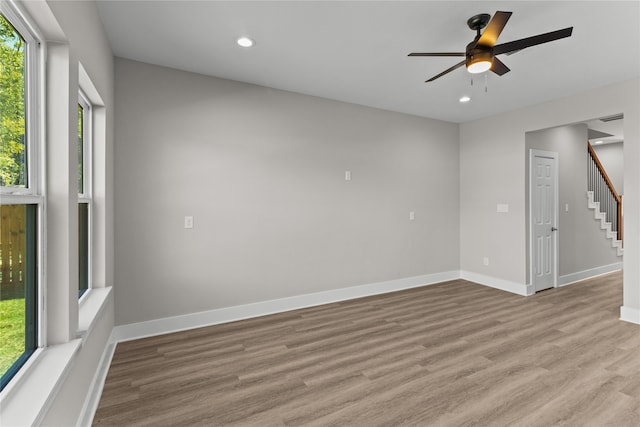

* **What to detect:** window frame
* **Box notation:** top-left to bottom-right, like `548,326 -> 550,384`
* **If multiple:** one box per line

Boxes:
78,90 -> 91,199
0,1 -> 41,197
0,0 -> 45,392
78,90 -> 92,299
0,203 -> 38,391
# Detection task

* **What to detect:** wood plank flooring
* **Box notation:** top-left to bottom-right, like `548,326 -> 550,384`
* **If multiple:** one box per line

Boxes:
93,272 -> 639,426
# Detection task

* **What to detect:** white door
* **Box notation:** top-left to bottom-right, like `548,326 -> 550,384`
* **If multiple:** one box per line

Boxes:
531,151 -> 558,292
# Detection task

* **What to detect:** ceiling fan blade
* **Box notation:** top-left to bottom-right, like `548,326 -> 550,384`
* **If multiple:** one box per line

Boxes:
494,27 -> 573,55
491,57 -> 510,76
426,60 -> 466,82
477,11 -> 512,47
408,52 -> 465,57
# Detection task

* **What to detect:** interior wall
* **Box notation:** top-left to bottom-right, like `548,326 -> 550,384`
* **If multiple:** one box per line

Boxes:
41,0 -> 115,289
113,58 -> 460,326
21,0 -> 116,425
592,142 -> 624,195
460,78 -> 639,319
525,124 -> 620,280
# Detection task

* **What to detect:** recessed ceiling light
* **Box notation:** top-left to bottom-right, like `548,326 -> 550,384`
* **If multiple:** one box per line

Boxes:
459,96 -> 471,103
236,37 -> 254,48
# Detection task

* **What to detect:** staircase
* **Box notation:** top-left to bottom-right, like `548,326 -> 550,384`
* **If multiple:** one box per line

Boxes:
586,190 -> 623,257
587,142 -> 623,257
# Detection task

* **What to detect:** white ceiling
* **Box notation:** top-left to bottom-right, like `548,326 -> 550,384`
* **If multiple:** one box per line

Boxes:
585,116 -> 625,145
95,1 -> 640,123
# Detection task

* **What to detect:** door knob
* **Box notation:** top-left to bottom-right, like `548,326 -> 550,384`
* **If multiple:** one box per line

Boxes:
551,227 -> 558,231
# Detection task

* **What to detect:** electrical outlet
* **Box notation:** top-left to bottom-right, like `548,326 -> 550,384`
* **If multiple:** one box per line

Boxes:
483,257 -> 489,266
184,216 -> 194,229
409,211 -> 415,221
345,170 -> 351,181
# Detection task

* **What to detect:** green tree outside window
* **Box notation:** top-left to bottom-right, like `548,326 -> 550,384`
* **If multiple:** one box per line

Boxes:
0,13 -> 26,187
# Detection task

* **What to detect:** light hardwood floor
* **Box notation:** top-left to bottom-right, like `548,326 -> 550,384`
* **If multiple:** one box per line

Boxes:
93,272 -> 639,426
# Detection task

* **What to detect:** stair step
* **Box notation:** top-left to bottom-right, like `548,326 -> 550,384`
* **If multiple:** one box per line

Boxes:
586,191 -> 623,258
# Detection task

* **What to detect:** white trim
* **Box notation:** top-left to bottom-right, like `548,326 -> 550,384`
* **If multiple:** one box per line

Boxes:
1,289 -> 112,427
112,271 -> 460,342
0,348 -> 44,403
529,149 -> 560,292
77,287 -> 112,339
0,340 -> 82,427
78,89 -> 93,299
78,90 -> 92,198
0,0 -> 42,196
75,289 -> 114,425
460,270 -> 532,296
77,331 -> 117,427
620,306 -> 640,325
1,0 -> 46,44
78,63 -> 105,107
0,194 -> 43,204
0,0 -> 48,353
558,263 -> 623,287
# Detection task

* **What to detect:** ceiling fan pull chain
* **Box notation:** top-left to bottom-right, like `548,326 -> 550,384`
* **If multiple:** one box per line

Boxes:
471,77 -> 474,86
485,73 -> 488,92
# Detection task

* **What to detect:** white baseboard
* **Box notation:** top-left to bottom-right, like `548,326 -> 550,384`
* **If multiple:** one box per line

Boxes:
559,263 -> 623,287
77,330 -> 117,427
620,306 -> 640,325
460,271 -> 531,296
112,271 -> 460,343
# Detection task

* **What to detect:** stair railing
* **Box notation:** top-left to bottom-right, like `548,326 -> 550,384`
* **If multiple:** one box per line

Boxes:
587,142 -> 623,242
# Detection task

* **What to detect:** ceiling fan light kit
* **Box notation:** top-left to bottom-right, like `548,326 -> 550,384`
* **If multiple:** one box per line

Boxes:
466,50 -> 493,73
409,11 -> 573,83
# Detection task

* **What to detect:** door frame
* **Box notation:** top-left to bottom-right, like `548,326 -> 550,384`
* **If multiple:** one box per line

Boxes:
529,149 -> 559,292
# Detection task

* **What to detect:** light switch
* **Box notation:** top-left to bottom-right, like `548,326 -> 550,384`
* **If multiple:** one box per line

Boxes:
565,203 -> 569,212
409,211 -> 415,221
184,216 -> 194,229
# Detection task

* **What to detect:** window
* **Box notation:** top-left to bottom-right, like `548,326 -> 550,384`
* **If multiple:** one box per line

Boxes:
0,205 -> 37,389
0,4 -> 42,391
0,13 -> 26,189
78,92 -> 91,298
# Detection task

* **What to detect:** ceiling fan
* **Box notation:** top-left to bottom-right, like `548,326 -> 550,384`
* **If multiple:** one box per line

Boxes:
409,11 -> 573,82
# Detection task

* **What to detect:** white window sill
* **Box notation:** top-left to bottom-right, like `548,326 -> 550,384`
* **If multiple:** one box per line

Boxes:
0,287 -> 112,426
78,287 -> 112,339
0,341 -> 81,426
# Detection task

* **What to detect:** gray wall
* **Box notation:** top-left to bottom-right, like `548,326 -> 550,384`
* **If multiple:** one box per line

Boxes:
525,124 -> 620,280
114,58 -> 460,326
460,78 -> 639,316
592,142 -> 624,195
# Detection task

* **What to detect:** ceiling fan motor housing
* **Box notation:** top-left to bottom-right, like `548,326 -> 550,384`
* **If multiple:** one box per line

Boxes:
466,42 -> 493,73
